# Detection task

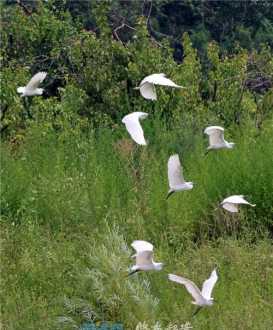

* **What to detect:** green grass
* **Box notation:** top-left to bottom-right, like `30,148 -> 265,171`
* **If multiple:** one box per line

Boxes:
1,121 -> 273,329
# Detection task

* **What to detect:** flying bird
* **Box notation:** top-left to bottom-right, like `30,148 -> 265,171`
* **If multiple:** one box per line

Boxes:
204,126 -> 235,154
122,112 -> 148,145
220,195 -> 256,213
168,269 -> 218,315
128,240 -> 163,276
167,154 -> 193,199
135,73 -> 184,100
17,72 -> 47,97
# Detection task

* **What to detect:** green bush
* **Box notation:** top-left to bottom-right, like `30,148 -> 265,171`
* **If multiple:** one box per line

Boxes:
1,2 -> 273,329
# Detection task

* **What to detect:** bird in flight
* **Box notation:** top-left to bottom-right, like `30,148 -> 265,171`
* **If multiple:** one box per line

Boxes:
128,240 -> 163,276
167,154 -> 193,199
168,268 -> 218,316
122,112 -> 148,145
17,72 -> 47,97
204,126 -> 235,154
135,73 -> 184,100
220,195 -> 256,213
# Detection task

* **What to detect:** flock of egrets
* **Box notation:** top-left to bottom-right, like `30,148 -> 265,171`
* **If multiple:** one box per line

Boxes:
18,71 -> 256,315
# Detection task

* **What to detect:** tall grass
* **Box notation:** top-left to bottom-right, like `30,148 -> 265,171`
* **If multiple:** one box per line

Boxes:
1,119 -> 273,329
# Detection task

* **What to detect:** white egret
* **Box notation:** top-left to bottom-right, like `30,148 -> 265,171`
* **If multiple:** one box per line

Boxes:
129,240 -> 163,276
204,126 -> 235,154
17,72 -> 47,97
122,112 -> 148,145
221,195 -> 256,213
135,73 -> 184,100
168,269 -> 218,315
167,154 -> 193,199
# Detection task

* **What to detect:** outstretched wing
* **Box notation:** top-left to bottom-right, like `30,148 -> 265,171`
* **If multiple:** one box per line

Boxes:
222,195 -> 256,207
222,202 -> 238,213
168,154 -> 185,189
139,82 -> 157,100
201,269 -> 218,300
122,112 -> 148,145
136,250 -> 153,266
25,72 -> 47,91
143,73 -> 183,88
204,126 -> 225,146
131,240 -> 153,253
168,274 -> 203,304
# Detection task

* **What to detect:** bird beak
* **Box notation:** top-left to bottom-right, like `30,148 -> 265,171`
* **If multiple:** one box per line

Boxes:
166,190 -> 175,200
127,269 -> 140,277
192,306 -> 202,317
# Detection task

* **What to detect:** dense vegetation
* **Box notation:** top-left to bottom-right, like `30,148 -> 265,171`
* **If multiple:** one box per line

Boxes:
4,0 -> 273,59
1,1 -> 273,329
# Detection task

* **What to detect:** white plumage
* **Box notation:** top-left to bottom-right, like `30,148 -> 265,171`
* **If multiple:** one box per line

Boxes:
131,240 -> 153,253
122,112 -> 148,145
204,126 -> 235,152
129,240 -> 163,275
17,72 -> 47,97
168,269 -> 218,307
221,195 -> 256,213
201,269 -> 218,300
135,73 -> 184,100
167,154 -> 193,199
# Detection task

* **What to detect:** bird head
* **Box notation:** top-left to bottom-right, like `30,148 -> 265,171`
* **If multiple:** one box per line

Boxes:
155,262 -> 164,270
207,298 -> 214,306
139,112 -> 149,120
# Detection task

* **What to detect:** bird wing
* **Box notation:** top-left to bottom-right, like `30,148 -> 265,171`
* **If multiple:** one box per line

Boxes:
25,72 -> 47,91
131,240 -> 153,253
136,250 -> 153,266
168,274 -> 203,303
201,269 -> 218,300
222,195 -> 255,206
122,112 -> 148,145
139,82 -> 157,100
222,202 -> 238,213
204,126 -> 225,146
142,73 -> 182,88
168,154 -> 185,189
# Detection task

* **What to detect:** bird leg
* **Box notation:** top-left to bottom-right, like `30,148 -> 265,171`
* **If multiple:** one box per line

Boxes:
22,97 -> 33,120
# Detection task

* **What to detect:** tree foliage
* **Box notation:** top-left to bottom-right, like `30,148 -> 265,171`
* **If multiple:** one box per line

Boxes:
0,0 -> 272,139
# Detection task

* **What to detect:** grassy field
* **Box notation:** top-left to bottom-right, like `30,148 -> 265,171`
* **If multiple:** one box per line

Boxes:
1,121 -> 273,329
